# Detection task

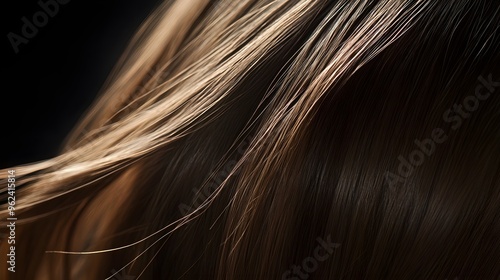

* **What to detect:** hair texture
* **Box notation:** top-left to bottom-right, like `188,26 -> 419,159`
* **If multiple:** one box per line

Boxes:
1,0 -> 500,279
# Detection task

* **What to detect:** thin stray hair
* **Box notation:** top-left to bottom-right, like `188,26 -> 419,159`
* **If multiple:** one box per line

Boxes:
1,0 -> 500,279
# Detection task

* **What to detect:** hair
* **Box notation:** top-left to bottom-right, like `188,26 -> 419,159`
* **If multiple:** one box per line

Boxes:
1,0 -> 500,279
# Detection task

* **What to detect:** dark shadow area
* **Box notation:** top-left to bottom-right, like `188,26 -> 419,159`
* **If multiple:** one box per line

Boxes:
1,0 -> 161,168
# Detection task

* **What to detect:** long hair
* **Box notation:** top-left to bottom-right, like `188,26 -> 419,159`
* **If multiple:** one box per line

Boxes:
1,0 -> 500,279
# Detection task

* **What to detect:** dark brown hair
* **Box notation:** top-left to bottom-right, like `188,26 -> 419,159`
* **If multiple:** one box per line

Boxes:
1,0 -> 500,279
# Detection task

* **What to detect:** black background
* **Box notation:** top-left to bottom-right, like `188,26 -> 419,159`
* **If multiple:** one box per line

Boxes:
1,0 -> 161,168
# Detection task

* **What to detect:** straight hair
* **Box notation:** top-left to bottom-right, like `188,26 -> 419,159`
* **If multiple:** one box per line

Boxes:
1,0 -> 500,279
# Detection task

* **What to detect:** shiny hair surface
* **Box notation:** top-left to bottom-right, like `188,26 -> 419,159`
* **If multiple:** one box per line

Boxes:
1,0 -> 500,279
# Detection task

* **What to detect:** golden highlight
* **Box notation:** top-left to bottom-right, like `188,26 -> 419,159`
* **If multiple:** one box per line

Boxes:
1,0 -> 500,279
